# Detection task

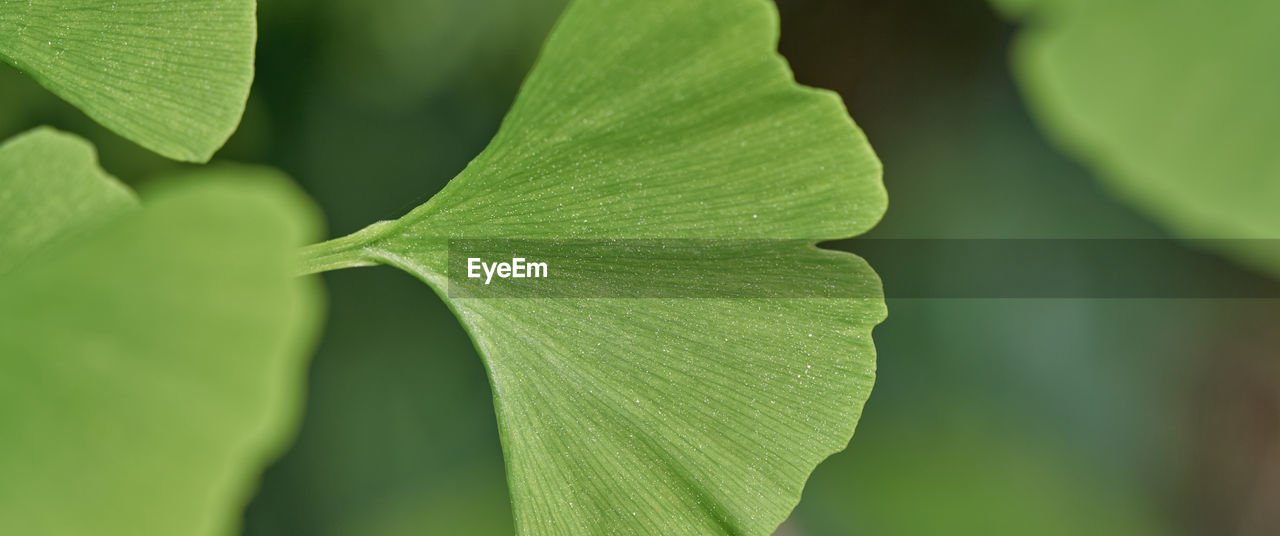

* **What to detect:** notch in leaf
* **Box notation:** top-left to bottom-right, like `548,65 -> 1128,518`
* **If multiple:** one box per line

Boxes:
0,0 -> 256,162
301,0 -> 888,533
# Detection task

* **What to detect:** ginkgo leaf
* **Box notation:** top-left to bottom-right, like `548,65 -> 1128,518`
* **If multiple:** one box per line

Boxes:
0,0 -> 256,162
300,0 -> 887,534
0,127 -> 324,536
999,0 -> 1280,274
0,126 -> 135,273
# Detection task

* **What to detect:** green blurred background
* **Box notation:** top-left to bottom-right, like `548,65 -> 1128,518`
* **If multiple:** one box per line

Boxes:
3,0 -> 1277,534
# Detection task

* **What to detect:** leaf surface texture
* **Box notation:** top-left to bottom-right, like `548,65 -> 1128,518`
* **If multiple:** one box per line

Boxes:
304,0 -> 888,533
0,0 -> 256,161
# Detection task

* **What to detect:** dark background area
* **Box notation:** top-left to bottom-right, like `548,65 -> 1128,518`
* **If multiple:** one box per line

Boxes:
3,0 -> 1277,534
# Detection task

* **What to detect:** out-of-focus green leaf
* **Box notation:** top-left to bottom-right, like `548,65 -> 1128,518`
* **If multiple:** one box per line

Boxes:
300,0 -> 886,533
0,126 -> 135,273
0,127 -> 324,536
1001,0 -> 1280,274
0,0 -> 256,162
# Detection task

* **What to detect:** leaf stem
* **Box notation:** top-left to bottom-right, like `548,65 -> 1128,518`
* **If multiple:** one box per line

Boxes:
296,220 -> 395,276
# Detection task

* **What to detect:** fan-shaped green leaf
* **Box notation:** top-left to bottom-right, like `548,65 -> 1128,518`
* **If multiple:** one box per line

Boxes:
1001,0 -> 1280,274
0,0 -> 256,162
301,0 -> 887,533
0,128 -> 323,536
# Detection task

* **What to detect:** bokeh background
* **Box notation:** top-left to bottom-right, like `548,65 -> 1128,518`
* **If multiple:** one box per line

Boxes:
3,0 -> 1277,534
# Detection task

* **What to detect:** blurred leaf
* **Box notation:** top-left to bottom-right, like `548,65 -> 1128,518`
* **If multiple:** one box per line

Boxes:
0,128 -> 324,536
300,0 -> 886,533
1002,0 -> 1280,274
0,126 -> 135,273
0,0 -> 256,162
